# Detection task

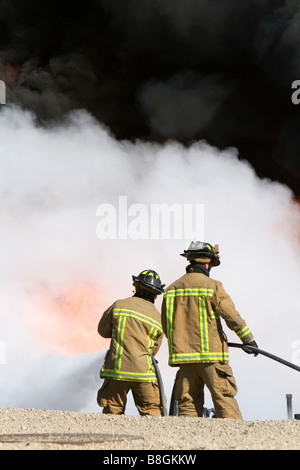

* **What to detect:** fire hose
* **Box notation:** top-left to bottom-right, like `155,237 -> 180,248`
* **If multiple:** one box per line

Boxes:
227,342 -> 300,372
168,343 -> 300,416
151,355 -> 168,416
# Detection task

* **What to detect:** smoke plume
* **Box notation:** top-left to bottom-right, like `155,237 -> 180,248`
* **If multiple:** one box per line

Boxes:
0,104 -> 300,418
1,1 -> 300,195
1,2 -> 300,419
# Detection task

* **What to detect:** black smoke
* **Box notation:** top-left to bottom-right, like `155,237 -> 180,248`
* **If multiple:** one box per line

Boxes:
1,0 -> 300,196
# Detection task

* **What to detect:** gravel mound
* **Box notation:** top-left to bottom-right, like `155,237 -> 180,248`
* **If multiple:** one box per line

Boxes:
0,408 -> 299,450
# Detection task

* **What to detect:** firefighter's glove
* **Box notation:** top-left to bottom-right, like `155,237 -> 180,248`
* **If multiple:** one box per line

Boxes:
242,341 -> 259,356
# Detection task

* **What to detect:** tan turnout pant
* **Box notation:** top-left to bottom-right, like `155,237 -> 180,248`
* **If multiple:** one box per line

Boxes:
175,362 -> 243,419
97,378 -> 162,416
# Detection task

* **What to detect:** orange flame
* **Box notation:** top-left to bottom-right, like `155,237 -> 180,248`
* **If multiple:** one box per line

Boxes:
31,282 -> 110,356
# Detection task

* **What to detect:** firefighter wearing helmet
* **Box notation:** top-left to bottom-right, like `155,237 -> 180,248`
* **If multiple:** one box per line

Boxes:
97,269 -> 165,416
161,241 -> 258,419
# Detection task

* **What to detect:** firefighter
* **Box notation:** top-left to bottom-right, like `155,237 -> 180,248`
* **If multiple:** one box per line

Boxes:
161,241 -> 258,419
97,269 -> 165,416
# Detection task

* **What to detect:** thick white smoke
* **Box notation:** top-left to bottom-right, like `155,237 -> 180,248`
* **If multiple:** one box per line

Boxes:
1,104 -> 300,419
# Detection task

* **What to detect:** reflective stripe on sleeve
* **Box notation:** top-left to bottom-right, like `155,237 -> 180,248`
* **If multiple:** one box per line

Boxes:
165,294 -> 175,354
147,327 -> 158,373
236,325 -> 251,339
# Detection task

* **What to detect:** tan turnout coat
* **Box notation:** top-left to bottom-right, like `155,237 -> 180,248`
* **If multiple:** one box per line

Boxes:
161,272 -> 254,366
98,296 -> 164,382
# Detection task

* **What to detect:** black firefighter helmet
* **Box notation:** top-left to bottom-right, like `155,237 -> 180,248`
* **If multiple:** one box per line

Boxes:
132,269 -> 165,295
181,241 -> 221,267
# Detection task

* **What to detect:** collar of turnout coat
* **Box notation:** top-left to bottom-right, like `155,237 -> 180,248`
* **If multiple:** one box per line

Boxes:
185,263 -> 210,277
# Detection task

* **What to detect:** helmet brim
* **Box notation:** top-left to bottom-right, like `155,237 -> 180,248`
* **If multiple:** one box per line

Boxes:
180,252 -> 220,267
132,276 -> 165,294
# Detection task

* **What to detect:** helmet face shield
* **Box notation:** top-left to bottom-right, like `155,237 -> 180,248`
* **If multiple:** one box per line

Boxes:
188,241 -> 213,252
181,241 -> 220,266
132,270 -> 165,294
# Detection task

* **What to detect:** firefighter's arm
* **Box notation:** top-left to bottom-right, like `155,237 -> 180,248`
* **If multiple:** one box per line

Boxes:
98,303 -> 115,338
161,296 -> 168,337
152,330 -> 164,356
213,281 -> 255,344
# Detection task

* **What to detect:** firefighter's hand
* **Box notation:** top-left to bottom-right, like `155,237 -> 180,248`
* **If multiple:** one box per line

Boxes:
242,341 -> 259,356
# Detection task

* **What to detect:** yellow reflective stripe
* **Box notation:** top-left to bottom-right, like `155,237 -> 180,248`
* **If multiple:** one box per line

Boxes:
114,315 -> 127,371
114,308 -> 163,332
236,325 -> 251,338
199,295 -> 209,351
169,352 -> 229,363
165,294 -> 175,354
148,327 -> 155,349
210,311 -> 220,319
100,369 -> 157,381
164,288 -> 214,297
147,327 -> 156,372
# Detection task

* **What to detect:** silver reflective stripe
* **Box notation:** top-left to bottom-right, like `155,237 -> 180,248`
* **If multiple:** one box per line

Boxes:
100,369 -> 157,381
147,327 -> 157,372
236,325 -> 251,339
199,294 -> 209,352
114,308 -> 163,332
114,315 -> 126,371
169,351 -> 229,363
165,294 -> 175,354
164,288 -> 214,297
210,310 -> 220,319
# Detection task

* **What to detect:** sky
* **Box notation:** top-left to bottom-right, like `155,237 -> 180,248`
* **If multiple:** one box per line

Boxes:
0,1 -> 300,421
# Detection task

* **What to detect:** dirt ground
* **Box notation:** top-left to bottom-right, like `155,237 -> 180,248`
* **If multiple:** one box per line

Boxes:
0,407 -> 299,451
